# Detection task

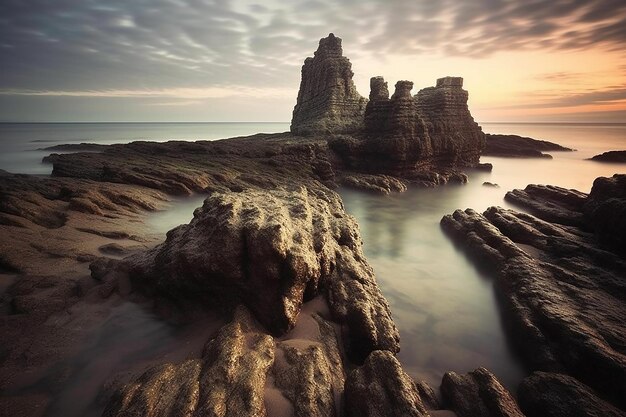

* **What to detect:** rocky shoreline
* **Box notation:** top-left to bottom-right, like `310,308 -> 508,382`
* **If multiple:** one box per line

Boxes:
1,33 -> 625,417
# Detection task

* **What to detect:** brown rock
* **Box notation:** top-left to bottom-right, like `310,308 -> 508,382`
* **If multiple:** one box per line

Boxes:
440,181 -> 626,408
106,186 -> 399,361
441,368 -> 524,417
518,372 -> 625,417
291,33 -> 367,136
103,308 -> 274,417
484,134 -> 572,158
344,350 -> 430,417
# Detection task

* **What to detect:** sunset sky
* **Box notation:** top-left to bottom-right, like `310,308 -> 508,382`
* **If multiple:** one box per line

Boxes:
1,0 -> 625,123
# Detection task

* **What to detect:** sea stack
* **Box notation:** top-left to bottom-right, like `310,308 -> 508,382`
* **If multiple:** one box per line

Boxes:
290,33 -> 368,135
292,34 -> 485,176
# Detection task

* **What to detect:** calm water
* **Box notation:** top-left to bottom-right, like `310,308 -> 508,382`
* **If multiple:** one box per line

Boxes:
3,122 -> 626,406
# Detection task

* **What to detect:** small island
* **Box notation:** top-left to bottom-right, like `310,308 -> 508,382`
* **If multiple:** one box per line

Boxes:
589,150 -> 626,163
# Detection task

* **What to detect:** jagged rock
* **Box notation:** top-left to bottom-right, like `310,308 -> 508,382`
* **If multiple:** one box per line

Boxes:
440,368 -> 524,417
518,372 -> 625,417
482,182 -> 499,188
484,134 -> 573,158
583,174 -> 626,251
342,174 -> 408,194
291,33 -> 367,136
589,150 -> 626,163
415,381 -> 441,411
103,186 -> 399,360
103,308 -> 274,417
344,350 -> 430,417
415,77 -> 485,167
440,178 -> 626,409
504,184 -> 587,227
291,34 -> 484,177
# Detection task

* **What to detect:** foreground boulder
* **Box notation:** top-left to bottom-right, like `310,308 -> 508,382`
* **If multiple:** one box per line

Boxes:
344,350 -> 430,417
98,186 -> 399,361
441,174 -> 626,411
441,368 -> 524,417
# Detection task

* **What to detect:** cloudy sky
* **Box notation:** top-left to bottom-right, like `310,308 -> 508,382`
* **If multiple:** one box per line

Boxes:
1,0 -> 625,122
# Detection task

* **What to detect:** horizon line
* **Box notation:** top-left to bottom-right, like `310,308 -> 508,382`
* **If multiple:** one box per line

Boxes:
1,121 -> 626,125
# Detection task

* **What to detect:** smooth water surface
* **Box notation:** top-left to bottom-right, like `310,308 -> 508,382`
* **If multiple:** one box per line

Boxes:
340,122 -> 626,390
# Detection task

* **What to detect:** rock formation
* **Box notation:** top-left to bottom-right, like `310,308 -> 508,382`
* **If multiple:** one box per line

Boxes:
344,350 -> 430,417
291,33 -> 368,136
441,368 -> 524,417
414,76 -> 485,167
484,134 -> 573,158
589,150 -> 626,163
441,174 -> 626,412
292,34 -> 485,177
518,372 -> 626,417
95,185 -> 400,362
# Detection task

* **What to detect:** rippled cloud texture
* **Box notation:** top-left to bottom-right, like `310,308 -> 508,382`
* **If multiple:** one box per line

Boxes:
1,0 -> 625,121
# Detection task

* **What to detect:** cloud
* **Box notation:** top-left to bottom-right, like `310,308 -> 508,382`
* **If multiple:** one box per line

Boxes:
494,84 -> 626,109
1,0 -> 625,94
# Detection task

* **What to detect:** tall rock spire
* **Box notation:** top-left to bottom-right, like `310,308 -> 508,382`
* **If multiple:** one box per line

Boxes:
290,33 -> 368,136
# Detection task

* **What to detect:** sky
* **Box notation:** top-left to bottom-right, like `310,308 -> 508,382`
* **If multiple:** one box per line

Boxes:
1,0 -> 625,123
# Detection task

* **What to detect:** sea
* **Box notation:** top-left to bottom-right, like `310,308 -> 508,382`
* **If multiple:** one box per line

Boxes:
1,122 -> 625,414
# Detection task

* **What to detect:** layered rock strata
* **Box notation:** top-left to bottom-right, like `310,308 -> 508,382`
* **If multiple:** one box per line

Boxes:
291,33 -> 367,136
441,174 -> 626,412
292,34 -> 485,177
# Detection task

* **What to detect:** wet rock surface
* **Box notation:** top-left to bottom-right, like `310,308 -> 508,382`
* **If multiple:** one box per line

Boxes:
441,368 -> 524,417
441,174 -> 626,412
484,134 -> 573,158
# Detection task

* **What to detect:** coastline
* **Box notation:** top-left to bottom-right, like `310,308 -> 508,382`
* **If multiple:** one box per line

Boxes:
1,32 -> 625,417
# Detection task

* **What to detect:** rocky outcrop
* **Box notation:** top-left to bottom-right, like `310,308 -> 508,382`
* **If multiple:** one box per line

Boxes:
291,33 -> 367,136
484,134 -> 573,158
584,174 -> 626,251
103,307 -> 275,417
589,150 -> 626,163
98,186 -> 399,361
414,77 -> 485,167
518,372 -> 626,417
344,350 -> 430,417
342,173 -> 408,194
441,368 -> 524,417
440,175 -> 626,411
292,34 -> 485,177
504,184 -> 587,227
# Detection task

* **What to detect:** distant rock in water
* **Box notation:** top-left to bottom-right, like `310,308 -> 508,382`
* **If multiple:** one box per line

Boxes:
292,33 -> 485,176
589,150 -> 626,163
484,134 -> 573,158
291,33 -> 368,136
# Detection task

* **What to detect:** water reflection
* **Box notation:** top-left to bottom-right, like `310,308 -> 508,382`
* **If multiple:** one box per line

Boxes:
340,186 -> 526,390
